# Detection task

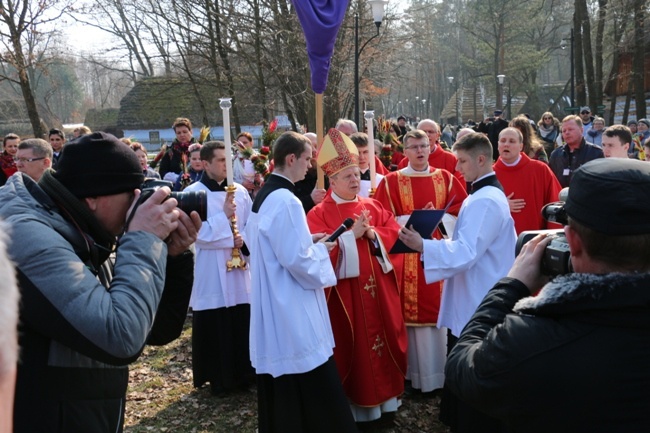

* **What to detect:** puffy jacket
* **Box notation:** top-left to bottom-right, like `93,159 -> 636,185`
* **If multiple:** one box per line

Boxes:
0,174 -> 193,433
446,273 -> 650,433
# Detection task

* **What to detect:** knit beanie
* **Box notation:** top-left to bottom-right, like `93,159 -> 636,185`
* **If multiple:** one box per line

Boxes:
53,132 -> 145,198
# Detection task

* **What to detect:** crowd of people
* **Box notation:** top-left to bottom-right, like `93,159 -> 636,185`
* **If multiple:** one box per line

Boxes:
0,108 -> 649,433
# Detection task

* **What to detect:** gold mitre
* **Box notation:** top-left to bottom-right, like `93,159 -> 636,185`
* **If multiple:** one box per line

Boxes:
317,128 -> 359,177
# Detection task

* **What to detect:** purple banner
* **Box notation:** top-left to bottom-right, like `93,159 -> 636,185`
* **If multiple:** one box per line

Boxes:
293,0 -> 350,94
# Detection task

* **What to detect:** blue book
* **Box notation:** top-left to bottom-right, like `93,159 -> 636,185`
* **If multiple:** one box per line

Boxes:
389,209 -> 447,254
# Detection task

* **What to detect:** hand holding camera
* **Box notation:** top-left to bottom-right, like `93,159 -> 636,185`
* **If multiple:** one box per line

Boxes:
127,186 -> 180,241
508,233 -> 553,294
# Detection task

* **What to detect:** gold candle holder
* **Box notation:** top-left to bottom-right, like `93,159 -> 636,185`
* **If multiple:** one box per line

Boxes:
225,185 -> 247,271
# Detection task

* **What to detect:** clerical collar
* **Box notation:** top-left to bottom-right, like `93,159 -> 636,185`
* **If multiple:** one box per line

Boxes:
251,173 -> 295,213
199,172 -> 227,192
360,167 -> 370,181
270,172 -> 294,185
501,155 -> 521,167
332,191 -> 358,203
403,164 -> 430,174
470,172 -> 503,194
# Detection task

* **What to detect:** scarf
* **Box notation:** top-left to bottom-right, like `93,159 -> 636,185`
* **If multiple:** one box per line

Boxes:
39,170 -> 116,270
0,151 -> 16,173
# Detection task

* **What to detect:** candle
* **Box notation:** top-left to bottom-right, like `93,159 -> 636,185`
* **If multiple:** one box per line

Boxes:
364,110 -> 376,189
220,98 -> 234,185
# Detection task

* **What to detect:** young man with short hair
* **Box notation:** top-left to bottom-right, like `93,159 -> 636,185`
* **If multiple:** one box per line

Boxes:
184,140 -> 254,396
399,132 -> 516,433
349,132 -> 384,197
245,131 -> 356,433
602,124 -> 632,159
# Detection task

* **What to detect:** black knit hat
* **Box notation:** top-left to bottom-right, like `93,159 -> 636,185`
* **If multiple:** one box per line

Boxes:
53,132 -> 144,198
565,158 -> 650,235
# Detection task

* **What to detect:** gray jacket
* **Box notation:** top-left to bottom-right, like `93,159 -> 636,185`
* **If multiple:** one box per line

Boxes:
0,174 -> 193,433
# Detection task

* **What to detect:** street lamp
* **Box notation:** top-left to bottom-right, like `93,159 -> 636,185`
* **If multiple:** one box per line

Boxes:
497,74 -> 505,111
561,28 -> 575,107
421,99 -> 427,119
354,0 -> 388,127
415,96 -> 419,120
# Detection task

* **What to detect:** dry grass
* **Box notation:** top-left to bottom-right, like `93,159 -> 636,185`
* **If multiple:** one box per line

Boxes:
124,319 -> 450,433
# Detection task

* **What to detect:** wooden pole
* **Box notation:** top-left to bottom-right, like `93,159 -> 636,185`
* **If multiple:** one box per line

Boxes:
316,93 -> 325,189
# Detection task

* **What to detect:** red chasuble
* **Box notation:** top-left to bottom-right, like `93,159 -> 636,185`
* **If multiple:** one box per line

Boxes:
397,144 -> 466,189
494,153 -> 562,234
307,196 -> 407,407
374,168 -> 467,325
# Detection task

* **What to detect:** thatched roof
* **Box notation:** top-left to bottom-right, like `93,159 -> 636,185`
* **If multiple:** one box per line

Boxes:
116,77 -> 262,131
85,108 -> 120,135
0,99 -> 58,138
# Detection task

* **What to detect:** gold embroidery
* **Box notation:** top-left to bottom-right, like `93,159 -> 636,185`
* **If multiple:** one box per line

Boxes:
400,170 -> 449,322
372,335 -> 384,357
363,275 -> 377,298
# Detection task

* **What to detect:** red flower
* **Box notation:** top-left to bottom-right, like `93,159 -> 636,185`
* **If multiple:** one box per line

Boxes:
260,146 -> 271,155
268,119 -> 278,133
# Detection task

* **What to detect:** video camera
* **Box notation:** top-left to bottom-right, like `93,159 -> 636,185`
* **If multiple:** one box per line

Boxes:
139,178 -> 208,221
515,188 -> 572,276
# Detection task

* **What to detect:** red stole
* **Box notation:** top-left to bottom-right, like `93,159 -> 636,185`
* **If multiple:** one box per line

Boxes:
374,168 -> 467,324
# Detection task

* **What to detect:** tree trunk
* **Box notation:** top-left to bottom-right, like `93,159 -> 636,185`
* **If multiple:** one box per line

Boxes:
595,0 -> 608,107
574,7 -> 586,107
633,0 -> 646,119
576,0 -> 596,110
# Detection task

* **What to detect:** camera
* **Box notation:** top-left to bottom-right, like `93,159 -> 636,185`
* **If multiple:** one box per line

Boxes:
139,178 -> 208,221
515,196 -> 572,277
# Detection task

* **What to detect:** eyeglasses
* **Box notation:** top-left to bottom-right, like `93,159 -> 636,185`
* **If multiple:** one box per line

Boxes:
405,144 -> 429,151
423,130 -> 439,135
543,117 -> 552,120
14,157 -> 45,163
581,111 -> 590,115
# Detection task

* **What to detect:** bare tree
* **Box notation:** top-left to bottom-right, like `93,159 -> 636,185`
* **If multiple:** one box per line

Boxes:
0,0 -> 72,136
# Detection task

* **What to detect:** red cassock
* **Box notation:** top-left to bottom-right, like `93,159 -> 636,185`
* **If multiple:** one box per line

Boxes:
494,153 -> 563,234
374,155 -> 389,175
397,144 -> 466,189
374,168 -> 467,325
307,195 -> 407,407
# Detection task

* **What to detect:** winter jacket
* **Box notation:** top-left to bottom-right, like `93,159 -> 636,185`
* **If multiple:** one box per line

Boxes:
446,273 -> 650,433
548,138 -> 604,187
0,174 -> 193,433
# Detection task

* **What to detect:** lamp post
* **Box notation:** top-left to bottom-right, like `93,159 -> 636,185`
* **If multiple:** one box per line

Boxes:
415,96 -> 419,120
497,74 -> 506,111
422,99 -> 427,119
354,0 -> 388,127
561,28 -> 575,107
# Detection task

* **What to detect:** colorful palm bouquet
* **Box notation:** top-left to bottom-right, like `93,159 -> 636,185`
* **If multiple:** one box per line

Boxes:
376,116 -> 401,168
235,142 -> 270,180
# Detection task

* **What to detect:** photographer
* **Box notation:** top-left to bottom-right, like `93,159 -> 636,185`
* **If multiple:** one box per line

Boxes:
0,132 -> 201,432
445,158 -> 650,432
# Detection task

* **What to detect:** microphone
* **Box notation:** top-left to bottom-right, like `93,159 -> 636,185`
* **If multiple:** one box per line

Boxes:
326,218 -> 354,242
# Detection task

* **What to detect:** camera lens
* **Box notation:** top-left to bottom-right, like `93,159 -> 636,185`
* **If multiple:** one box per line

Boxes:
170,190 -> 208,221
